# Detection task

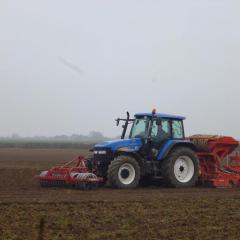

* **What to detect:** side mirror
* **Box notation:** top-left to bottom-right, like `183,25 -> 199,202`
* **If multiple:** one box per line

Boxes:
156,118 -> 162,126
116,118 -> 120,126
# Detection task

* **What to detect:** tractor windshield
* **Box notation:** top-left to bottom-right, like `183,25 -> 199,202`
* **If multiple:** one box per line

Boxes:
129,117 -> 149,139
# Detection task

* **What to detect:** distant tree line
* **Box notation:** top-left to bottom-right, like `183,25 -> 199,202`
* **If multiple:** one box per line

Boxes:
0,131 -> 111,149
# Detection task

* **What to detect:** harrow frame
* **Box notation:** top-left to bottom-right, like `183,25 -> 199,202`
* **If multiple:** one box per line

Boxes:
36,155 -> 104,190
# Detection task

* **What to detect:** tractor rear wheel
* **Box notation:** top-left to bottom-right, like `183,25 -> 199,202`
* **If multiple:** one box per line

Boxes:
107,155 -> 140,189
161,147 -> 199,187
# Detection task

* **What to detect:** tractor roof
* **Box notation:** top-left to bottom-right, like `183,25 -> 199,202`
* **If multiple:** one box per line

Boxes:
134,113 -> 186,120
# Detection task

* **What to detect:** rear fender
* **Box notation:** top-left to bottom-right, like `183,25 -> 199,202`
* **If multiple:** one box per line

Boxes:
157,140 -> 195,161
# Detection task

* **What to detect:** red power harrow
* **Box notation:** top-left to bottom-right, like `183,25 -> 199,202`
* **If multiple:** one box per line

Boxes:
36,156 -> 103,190
190,135 -> 240,187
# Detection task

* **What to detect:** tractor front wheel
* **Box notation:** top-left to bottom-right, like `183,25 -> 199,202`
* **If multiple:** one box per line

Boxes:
107,155 -> 140,189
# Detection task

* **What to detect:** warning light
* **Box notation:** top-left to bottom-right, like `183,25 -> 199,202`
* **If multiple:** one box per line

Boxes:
152,108 -> 157,115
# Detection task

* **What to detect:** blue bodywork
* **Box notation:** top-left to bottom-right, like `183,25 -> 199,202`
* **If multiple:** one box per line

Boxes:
95,138 -> 192,160
94,112 -> 190,160
95,138 -> 143,152
156,139 -> 191,160
135,113 -> 186,120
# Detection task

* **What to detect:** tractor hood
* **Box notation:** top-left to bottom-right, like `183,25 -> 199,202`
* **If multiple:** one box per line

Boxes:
94,138 -> 143,152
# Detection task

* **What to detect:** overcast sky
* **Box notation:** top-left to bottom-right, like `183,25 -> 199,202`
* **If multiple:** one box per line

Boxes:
0,0 -> 240,138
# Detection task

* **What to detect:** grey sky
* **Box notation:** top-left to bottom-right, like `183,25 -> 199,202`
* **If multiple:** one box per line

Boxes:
0,0 -> 240,138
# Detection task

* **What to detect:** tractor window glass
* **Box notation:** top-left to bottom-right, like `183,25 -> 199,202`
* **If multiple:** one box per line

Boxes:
151,120 -> 171,139
130,118 -> 149,138
172,120 -> 184,139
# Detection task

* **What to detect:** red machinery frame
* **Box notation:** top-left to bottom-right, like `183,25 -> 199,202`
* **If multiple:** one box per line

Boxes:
191,135 -> 240,187
36,155 -> 103,189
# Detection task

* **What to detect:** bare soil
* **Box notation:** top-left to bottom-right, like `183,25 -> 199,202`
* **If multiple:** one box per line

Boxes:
0,148 -> 240,240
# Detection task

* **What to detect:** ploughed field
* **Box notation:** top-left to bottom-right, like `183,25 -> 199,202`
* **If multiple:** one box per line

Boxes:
0,148 -> 240,240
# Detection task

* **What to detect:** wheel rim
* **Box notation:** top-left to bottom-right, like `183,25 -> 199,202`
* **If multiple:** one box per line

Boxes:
174,156 -> 194,183
118,163 -> 136,185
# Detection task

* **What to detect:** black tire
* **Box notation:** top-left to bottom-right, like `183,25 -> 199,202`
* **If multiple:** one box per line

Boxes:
107,155 -> 140,189
161,147 -> 199,187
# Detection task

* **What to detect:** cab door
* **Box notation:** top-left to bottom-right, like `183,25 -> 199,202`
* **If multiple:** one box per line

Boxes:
150,119 -> 171,157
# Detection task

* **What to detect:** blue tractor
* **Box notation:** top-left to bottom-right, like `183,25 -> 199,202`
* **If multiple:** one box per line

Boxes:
91,110 -> 199,188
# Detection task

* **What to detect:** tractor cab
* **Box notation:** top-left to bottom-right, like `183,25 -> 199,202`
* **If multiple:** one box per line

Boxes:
129,111 -> 185,155
112,110 -> 187,160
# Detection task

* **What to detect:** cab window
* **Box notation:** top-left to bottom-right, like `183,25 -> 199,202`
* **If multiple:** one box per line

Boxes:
172,120 -> 184,139
130,118 -> 149,138
151,119 -> 171,138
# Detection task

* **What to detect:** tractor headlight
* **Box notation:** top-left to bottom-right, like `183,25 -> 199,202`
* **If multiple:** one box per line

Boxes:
99,150 -> 107,154
94,150 -> 107,154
